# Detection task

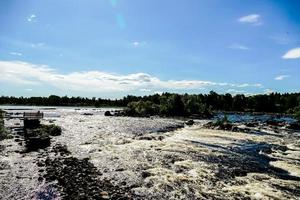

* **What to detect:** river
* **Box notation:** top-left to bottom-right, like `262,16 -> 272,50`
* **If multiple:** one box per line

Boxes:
0,106 -> 299,199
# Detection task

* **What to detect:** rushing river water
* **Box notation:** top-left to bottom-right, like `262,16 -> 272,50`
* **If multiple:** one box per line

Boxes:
1,106 -> 300,199
214,112 -> 297,123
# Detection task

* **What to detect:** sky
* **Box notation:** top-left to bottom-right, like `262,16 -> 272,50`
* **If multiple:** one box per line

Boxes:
0,0 -> 300,98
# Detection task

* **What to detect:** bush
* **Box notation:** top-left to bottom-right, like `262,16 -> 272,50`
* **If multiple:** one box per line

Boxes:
26,124 -> 62,138
25,124 -> 61,150
41,124 -> 62,136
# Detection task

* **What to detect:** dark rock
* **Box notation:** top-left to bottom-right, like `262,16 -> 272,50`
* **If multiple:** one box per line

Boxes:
141,171 -> 151,178
185,119 -> 194,126
286,122 -> 300,130
157,135 -> 164,140
266,119 -> 280,126
104,111 -> 112,116
43,154 -> 133,199
245,122 -> 259,127
82,113 -> 93,116
137,136 -> 155,140
52,144 -> 71,156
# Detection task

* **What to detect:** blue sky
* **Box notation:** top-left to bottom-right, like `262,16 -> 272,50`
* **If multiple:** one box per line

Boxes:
0,0 -> 299,98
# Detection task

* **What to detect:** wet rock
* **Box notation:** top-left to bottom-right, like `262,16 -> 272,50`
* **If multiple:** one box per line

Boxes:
14,138 -> 21,142
286,121 -> 300,130
204,121 -> 233,131
42,149 -> 133,199
157,135 -> 164,140
137,135 -> 155,140
141,171 -> 151,178
52,144 -> 71,156
185,119 -> 194,126
104,111 -> 112,116
245,122 -> 259,127
83,113 -> 93,116
266,119 -> 282,126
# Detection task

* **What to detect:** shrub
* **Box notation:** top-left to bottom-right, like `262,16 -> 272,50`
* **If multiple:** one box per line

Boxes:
41,124 -> 62,136
26,124 -> 62,138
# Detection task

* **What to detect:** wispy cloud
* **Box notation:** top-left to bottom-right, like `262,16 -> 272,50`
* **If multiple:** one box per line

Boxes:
237,83 -> 262,88
274,75 -> 290,81
0,60 -> 263,94
27,14 -> 37,22
9,52 -> 22,56
25,88 -> 33,91
238,14 -> 262,25
31,42 -> 45,48
282,47 -> 300,59
228,44 -> 250,50
226,89 -> 246,93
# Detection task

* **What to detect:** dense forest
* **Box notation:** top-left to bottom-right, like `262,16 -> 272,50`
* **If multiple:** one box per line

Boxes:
1,92 -> 300,119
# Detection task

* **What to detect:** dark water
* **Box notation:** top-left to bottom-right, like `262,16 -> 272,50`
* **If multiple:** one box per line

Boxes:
214,112 -> 297,123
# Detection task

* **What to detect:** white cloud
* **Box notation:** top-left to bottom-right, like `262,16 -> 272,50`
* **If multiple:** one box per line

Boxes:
264,89 -> 274,94
228,44 -> 250,50
274,75 -> 290,81
25,88 -> 33,91
27,14 -> 37,22
132,41 -> 147,47
0,60 -> 263,93
238,14 -> 262,25
9,52 -> 22,56
282,47 -> 300,59
237,83 -> 262,88
226,89 -> 246,93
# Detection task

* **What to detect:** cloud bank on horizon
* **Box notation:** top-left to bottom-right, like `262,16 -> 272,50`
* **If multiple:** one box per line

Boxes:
0,61 -> 263,94
0,0 -> 299,97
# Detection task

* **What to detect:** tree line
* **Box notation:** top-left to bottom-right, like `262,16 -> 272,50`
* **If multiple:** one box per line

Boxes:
0,92 -> 300,118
